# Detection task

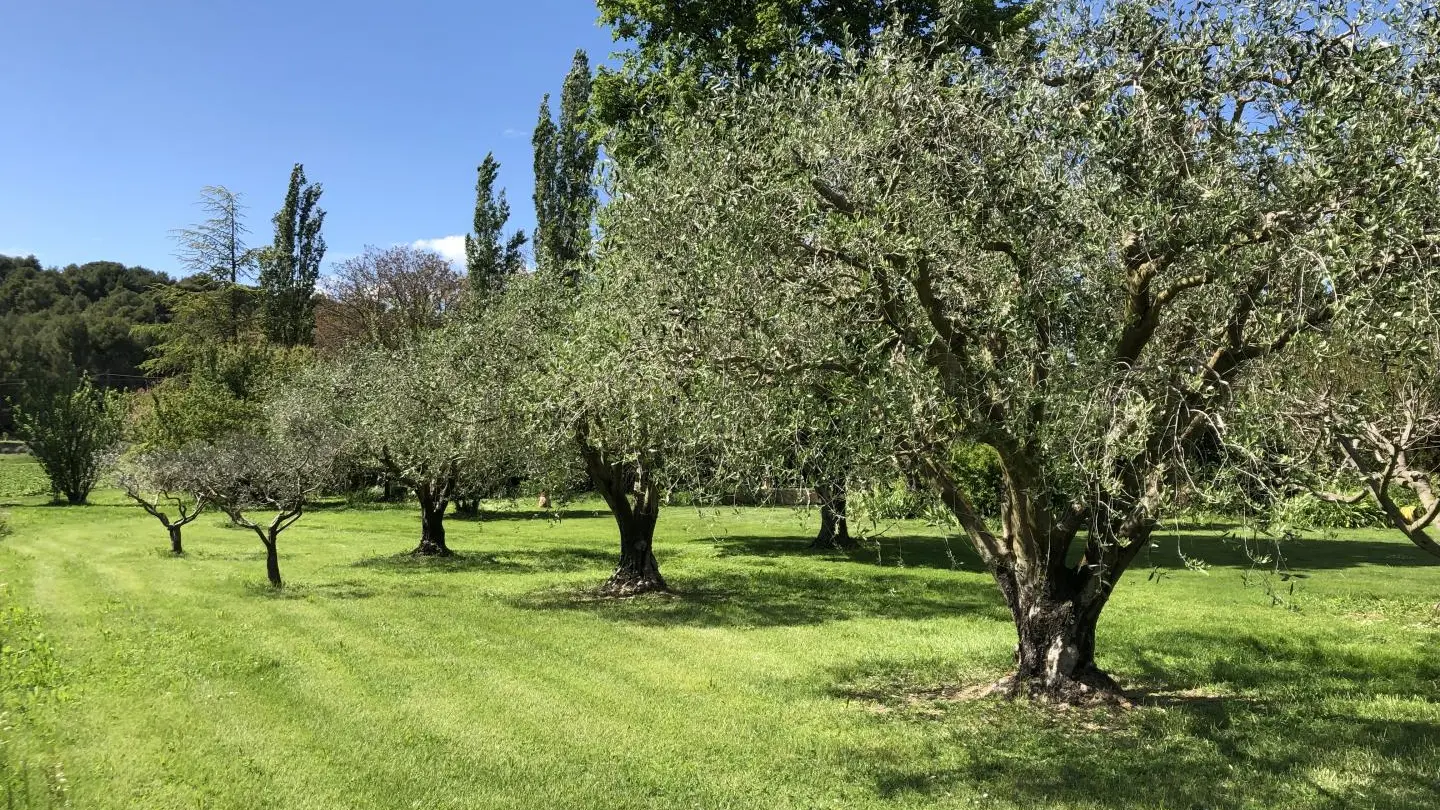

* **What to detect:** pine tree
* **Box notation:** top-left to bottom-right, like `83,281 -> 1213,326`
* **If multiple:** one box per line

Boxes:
170,185 -> 258,342
259,163 -> 326,346
463,154 -> 526,300
533,50 -> 598,285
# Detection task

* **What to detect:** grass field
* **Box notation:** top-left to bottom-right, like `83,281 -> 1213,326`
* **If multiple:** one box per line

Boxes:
1,453 -> 1438,809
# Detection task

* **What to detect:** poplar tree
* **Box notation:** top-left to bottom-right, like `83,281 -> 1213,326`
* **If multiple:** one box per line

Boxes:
463,154 -> 526,299
259,163 -> 326,346
532,50 -> 598,284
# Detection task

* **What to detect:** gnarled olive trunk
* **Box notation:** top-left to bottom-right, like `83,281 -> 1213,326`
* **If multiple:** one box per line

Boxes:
811,479 -> 852,550
916,453 -> 1150,702
607,506 -> 664,596
992,563 -> 1116,699
413,489 -> 451,556
578,428 -> 666,596
168,524 -> 184,555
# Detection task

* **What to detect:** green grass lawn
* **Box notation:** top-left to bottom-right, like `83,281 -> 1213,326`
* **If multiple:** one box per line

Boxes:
1,454 -> 1438,809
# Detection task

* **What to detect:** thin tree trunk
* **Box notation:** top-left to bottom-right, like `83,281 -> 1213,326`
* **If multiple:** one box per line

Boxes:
168,524 -> 184,555
264,538 -> 282,588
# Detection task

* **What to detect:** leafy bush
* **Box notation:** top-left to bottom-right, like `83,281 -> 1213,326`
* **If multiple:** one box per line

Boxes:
947,443 -> 1003,519
11,376 -> 125,504
854,443 -> 1002,524
128,377 -> 263,451
853,477 -> 930,522
1274,493 -> 1389,531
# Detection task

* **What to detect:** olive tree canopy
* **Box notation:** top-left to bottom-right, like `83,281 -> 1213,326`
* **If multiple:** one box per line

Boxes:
597,0 -> 1440,698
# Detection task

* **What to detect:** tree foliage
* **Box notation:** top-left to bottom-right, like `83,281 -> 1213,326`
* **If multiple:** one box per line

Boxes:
464,154 -> 527,298
0,255 -> 171,435
317,245 -> 465,353
594,0 -> 1031,159
258,163 -> 326,346
533,50 -> 599,283
12,376 -> 126,504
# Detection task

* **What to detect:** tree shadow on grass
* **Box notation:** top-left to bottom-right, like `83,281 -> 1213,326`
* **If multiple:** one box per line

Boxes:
717,529 -> 1439,574
714,533 -> 988,572
350,546 -> 617,575
513,563 -> 1011,629
241,579 -> 377,600
847,628 -> 1440,809
1141,530 -> 1439,569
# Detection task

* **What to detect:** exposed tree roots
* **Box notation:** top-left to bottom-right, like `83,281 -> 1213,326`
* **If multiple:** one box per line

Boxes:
597,571 -> 669,598
987,667 -> 1130,707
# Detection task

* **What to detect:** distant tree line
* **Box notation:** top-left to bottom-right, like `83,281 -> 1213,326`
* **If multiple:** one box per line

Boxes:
0,254 -> 173,435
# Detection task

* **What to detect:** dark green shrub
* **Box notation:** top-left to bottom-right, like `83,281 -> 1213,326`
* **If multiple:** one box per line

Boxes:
11,376 -> 125,505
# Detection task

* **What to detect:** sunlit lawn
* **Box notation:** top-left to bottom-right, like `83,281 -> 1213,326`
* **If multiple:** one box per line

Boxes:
1,454 -> 1437,809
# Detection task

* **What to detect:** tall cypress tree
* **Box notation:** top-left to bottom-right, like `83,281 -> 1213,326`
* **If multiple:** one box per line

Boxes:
463,153 -> 526,300
259,163 -> 326,346
533,50 -> 598,285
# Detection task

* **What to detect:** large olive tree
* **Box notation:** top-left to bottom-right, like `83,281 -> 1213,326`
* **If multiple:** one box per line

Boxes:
325,316 -> 532,556
598,0 -> 1440,698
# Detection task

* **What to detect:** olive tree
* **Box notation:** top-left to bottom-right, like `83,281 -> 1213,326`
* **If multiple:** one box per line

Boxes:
599,0 -> 1440,698
188,402 -> 343,587
326,317 -> 531,556
114,446 -> 210,554
1256,310 -> 1440,557
512,270 -> 747,596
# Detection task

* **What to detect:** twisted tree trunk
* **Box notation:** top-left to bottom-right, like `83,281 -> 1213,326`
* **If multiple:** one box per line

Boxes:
413,487 -> 451,556
606,505 -> 664,596
811,478 -> 853,550
578,427 -> 667,596
991,562 -> 1117,700
168,524 -> 184,555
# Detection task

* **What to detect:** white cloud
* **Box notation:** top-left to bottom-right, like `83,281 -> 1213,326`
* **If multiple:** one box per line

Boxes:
411,235 -> 467,266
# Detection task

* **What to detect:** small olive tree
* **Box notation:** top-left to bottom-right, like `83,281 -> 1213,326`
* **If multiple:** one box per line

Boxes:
114,447 -> 211,554
187,402 -> 342,587
600,0 -> 1440,697
13,376 -> 126,504
504,272 -> 709,596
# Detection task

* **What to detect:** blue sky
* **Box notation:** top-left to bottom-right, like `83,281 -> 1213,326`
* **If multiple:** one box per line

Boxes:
0,0 -> 620,275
